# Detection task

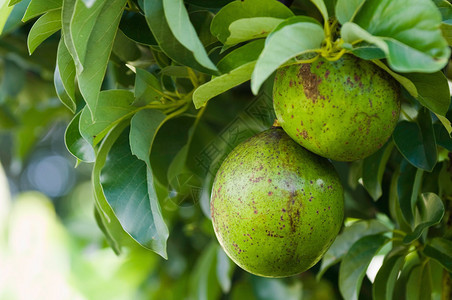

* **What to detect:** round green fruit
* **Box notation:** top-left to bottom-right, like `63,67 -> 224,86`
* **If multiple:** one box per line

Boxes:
273,55 -> 400,161
210,127 -> 344,277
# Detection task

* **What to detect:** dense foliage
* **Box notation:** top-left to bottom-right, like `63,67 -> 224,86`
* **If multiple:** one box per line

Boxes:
1,0 -> 452,299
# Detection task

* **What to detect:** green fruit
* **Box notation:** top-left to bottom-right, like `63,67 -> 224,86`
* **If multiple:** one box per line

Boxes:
211,127 -> 344,277
273,55 -> 400,161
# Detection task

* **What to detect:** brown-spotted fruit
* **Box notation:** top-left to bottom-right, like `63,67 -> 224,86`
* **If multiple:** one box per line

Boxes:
210,127 -> 344,277
273,55 -> 400,161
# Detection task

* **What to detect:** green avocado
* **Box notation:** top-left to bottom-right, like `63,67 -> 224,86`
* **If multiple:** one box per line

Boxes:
273,55 -> 400,161
210,128 -> 344,277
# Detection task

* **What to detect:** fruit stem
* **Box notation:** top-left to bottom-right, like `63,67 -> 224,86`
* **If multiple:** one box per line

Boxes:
272,119 -> 282,128
282,54 -> 320,67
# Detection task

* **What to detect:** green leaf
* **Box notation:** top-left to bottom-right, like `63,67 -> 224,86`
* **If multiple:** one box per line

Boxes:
64,111 -> 95,163
224,17 -> 284,46
112,29 -> 140,62
79,90 -> 136,145
341,0 -> 450,73
403,193 -> 445,244
423,237 -> 452,272
27,9 -> 61,54
403,72 -> 450,117
372,254 -> 405,300
55,38 -> 76,112
8,0 -> 23,6
435,114 -> 452,135
101,126 -> 169,258
193,61 -> 255,109
335,0 -> 365,24
406,262 -> 433,300
142,0 -> 217,75
22,0 -> 61,22
434,123 -> 452,151
216,247 -> 234,293
189,242 -> 221,300
362,142 -> 394,201
397,160 -> 423,226
0,1 -> 14,35
54,64 -> 76,113
339,234 -> 389,300
134,68 -> 163,106
250,20 -> 324,94
62,0 -> 126,115
93,121 -> 149,254
129,109 -> 167,166
309,0 -> 328,20
318,219 -> 389,279
162,0 -> 217,72
210,0 -> 293,44
189,10 -> 217,48
217,39 -> 264,73
393,109 -> 437,171
3,0 -> 30,35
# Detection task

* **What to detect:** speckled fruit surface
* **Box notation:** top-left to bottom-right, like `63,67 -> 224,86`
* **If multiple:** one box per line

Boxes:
210,128 -> 344,277
273,55 -> 400,161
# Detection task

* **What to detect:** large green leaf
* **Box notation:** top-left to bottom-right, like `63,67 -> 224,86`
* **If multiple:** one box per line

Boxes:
403,193 -> 444,244
193,61 -> 255,109
162,0 -> 217,72
101,126 -> 169,258
22,0 -> 61,22
210,0 -> 293,44
342,0 -> 450,73
335,0 -> 365,24
318,219 -> 389,278
142,0 -> 217,75
339,234 -> 389,300
406,262 -> 433,300
372,254 -> 405,300
92,121 -> 150,254
65,111 -> 95,163
79,90 -> 136,145
423,237 -> 452,272
402,72 -> 450,117
393,108 -> 437,172
62,0 -> 126,116
250,20 -> 324,94
362,142 -> 393,201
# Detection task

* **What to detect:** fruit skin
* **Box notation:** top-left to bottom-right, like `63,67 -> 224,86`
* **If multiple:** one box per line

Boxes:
273,55 -> 400,161
210,128 -> 344,277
